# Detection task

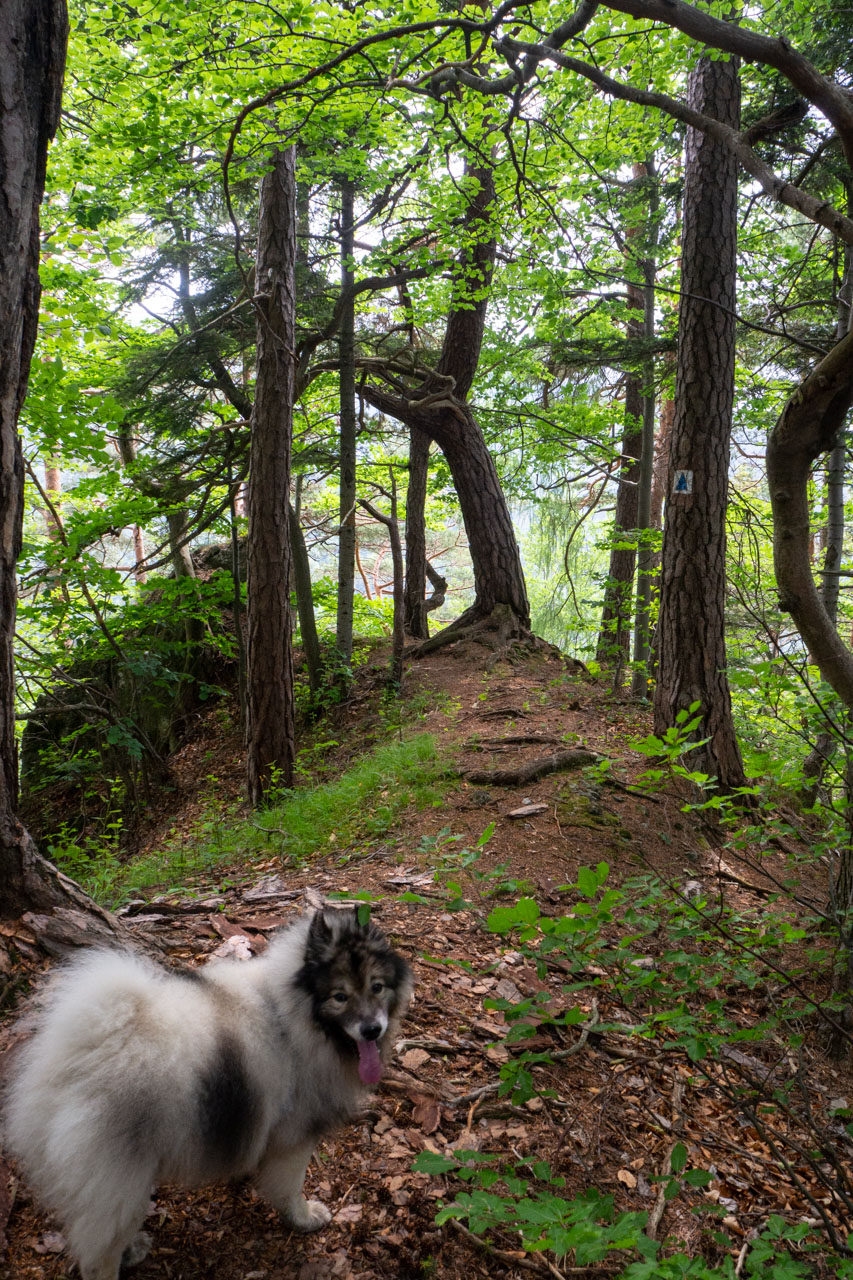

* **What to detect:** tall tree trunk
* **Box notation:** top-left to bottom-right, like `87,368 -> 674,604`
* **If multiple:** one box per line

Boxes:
598,161 -> 655,669
246,146 -> 297,805
596,314 -> 643,667
404,426 -> 430,639
0,0 -> 69,817
0,0 -> 121,946
336,177 -> 357,664
630,235 -> 659,698
653,53 -> 747,789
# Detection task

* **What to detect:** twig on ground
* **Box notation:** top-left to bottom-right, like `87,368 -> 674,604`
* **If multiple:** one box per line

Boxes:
647,1078 -> 686,1240
446,1001 -> 600,1108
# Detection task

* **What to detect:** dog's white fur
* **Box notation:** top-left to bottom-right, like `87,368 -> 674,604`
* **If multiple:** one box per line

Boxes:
3,913 -> 411,1280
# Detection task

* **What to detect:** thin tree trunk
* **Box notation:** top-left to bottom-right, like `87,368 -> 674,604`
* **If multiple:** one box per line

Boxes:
246,146 -> 297,804
650,373 -> 675,531
653,53 -> 747,789
598,161 -> 653,669
336,177 -> 357,665
630,215 -> 659,698
166,507 -> 204,648
228,457 -> 247,730
132,525 -> 147,584
597,319 -> 643,667
360,476 -> 405,689
289,500 -> 322,696
404,425 -> 430,639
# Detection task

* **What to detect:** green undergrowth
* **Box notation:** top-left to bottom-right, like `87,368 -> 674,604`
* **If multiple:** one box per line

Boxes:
45,732 -> 445,908
377,806 -> 852,1280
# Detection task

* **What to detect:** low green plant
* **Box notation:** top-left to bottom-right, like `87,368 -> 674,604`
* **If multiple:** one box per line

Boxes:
45,733 -> 446,908
410,837 -> 853,1274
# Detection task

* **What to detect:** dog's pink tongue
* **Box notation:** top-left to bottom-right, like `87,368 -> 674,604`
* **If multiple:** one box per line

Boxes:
357,1039 -> 383,1084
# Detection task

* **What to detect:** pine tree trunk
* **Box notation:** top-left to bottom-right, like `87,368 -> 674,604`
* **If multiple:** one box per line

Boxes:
0,0 -> 123,948
653,54 -> 746,789
336,178 -> 357,664
246,146 -> 297,804
596,318 -> 643,666
404,426 -> 430,639
598,161 -> 657,671
0,0 -> 68,815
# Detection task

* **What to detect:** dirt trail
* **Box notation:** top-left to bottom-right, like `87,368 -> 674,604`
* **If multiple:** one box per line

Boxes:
2,642 -> 847,1279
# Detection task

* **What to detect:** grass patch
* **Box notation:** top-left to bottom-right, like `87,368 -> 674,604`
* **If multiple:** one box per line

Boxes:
45,733 -> 446,909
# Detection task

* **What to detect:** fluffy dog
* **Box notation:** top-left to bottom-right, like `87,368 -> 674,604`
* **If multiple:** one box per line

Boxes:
3,907 -> 413,1280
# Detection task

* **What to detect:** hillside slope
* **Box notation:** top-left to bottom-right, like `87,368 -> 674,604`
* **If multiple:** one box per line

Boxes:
2,639 -> 850,1280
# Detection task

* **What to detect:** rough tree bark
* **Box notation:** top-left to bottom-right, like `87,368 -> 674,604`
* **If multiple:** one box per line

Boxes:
597,161 -> 656,670
596,294 -> 643,666
362,164 -> 529,633
404,425 -> 431,639
246,146 -> 297,804
652,53 -> 747,789
336,177 -> 357,664
629,161 -> 659,697
0,0 -> 123,948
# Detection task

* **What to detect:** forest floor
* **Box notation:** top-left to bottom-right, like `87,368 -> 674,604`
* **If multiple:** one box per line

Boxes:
1,636 -> 851,1280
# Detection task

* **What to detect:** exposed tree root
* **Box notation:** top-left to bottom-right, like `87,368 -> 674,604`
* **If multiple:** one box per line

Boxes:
463,748 -> 600,787
0,816 -> 127,965
412,604 -> 588,670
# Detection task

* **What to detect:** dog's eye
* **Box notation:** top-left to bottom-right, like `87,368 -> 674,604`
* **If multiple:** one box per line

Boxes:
371,980 -> 385,994
332,991 -> 348,1004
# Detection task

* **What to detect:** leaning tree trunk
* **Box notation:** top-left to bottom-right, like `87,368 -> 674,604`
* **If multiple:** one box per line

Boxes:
362,161 -> 530,632
801,235 -> 853,806
0,0 -> 123,949
653,53 -> 747,789
428,403 -> 529,626
246,146 -> 298,804
768,329 -> 853,711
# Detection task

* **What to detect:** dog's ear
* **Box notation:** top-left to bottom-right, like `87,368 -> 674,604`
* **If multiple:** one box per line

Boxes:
306,910 -> 334,959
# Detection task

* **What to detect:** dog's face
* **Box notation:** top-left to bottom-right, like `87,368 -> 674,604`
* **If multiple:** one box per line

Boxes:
297,910 -> 412,1079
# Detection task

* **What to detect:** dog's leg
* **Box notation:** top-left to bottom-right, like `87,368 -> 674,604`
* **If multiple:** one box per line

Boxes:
76,1227 -> 150,1280
71,1182 -> 152,1280
255,1139 -> 331,1231
122,1231 -> 153,1267
77,1245 -> 125,1280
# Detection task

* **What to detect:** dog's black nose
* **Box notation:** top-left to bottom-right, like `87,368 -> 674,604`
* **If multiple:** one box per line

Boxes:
361,1022 -> 382,1041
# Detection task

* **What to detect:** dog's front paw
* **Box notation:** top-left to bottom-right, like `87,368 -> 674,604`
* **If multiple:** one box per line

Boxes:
287,1198 -> 332,1232
121,1232 -> 152,1267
